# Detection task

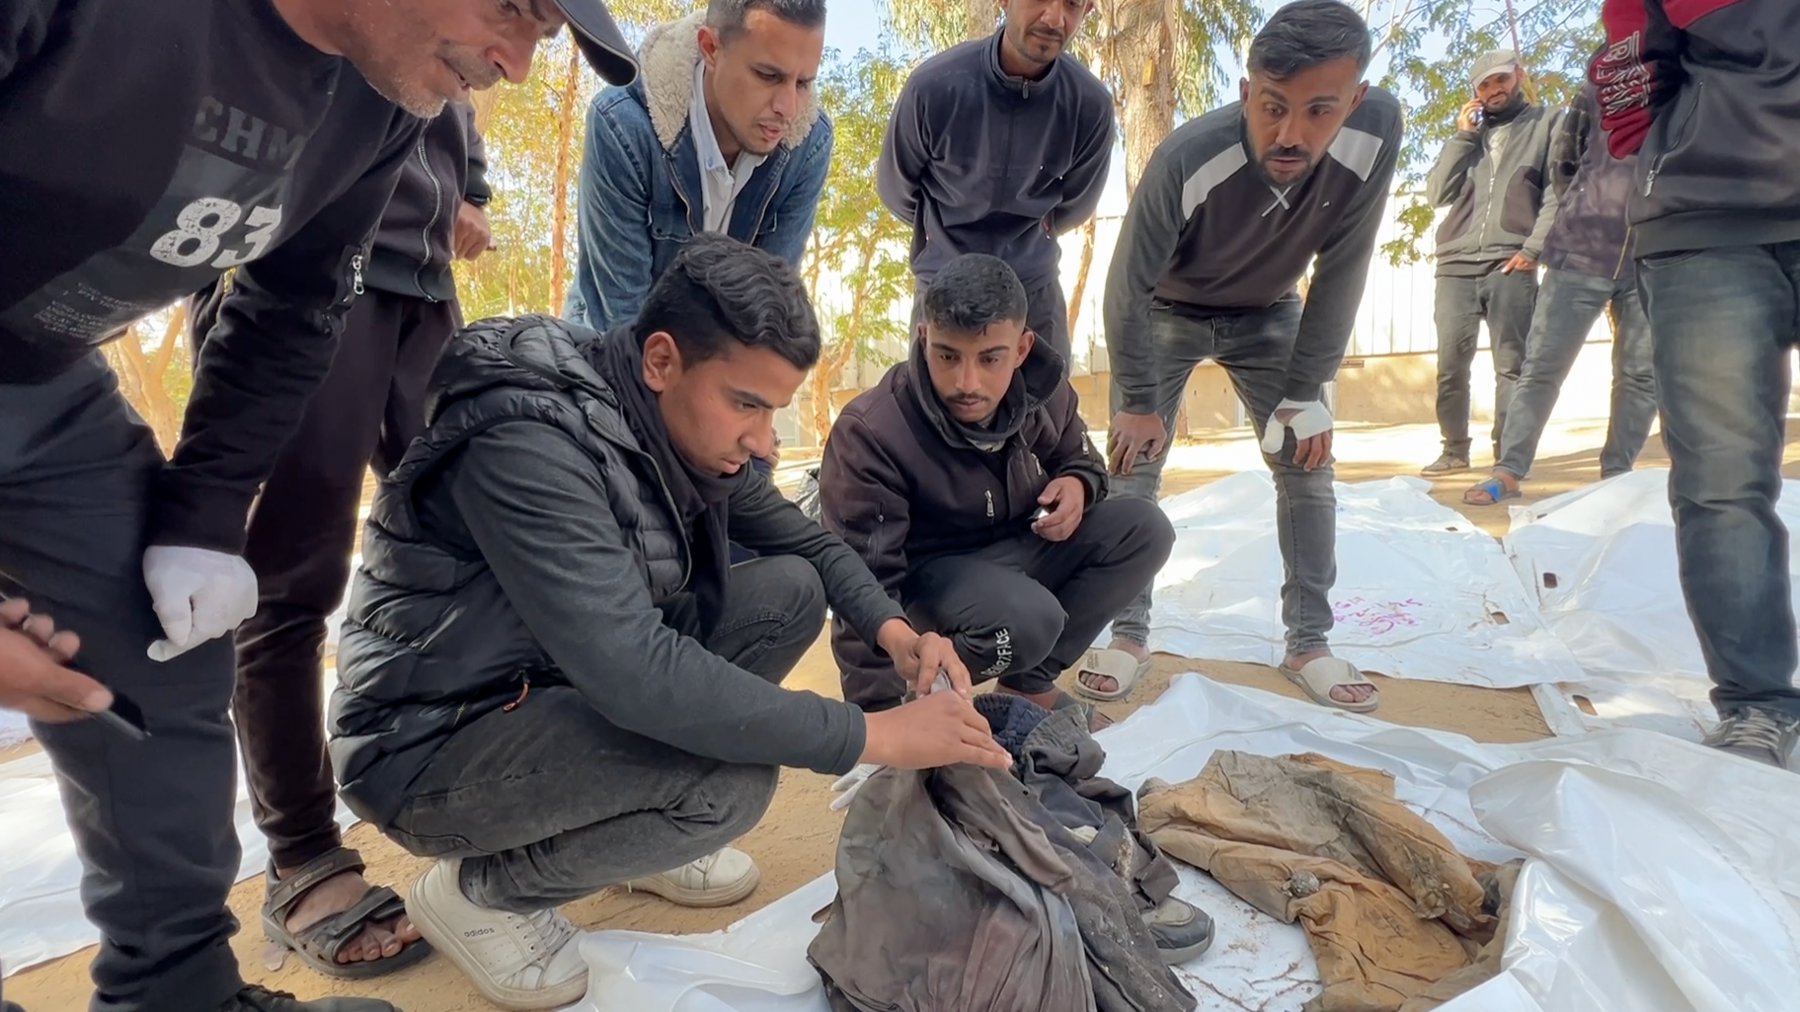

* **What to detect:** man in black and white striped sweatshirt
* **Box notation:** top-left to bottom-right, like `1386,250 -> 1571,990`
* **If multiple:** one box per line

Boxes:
1098,0 -> 1401,712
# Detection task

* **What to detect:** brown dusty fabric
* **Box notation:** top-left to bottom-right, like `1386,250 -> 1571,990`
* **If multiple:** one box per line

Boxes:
1138,751 -> 1519,1012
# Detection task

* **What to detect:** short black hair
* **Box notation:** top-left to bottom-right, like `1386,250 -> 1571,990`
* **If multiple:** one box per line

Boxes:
1247,0 -> 1373,79
634,233 -> 821,370
705,0 -> 826,42
921,254 -> 1029,336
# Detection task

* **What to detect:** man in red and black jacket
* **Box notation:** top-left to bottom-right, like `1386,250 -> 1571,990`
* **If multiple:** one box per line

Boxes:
820,254 -> 1174,720
1590,0 -> 1800,770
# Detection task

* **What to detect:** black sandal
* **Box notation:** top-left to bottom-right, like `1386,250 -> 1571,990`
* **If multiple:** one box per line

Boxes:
261,846 -> 433,980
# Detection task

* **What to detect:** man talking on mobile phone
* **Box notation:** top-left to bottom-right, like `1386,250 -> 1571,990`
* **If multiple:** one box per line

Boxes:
1420,49 -> 1565,477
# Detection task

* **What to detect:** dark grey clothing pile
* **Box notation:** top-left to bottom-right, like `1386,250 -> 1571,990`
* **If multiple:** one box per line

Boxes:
808,694 -> 1193,1012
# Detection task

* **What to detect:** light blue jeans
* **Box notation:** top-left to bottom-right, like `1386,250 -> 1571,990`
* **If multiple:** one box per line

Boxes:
1495,267 -> 1657,480
1109,297 -> 1336,654
1638,241 -> 1800,721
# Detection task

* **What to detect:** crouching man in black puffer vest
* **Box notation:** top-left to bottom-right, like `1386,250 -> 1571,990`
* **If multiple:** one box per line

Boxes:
326,234 -> 1011,1012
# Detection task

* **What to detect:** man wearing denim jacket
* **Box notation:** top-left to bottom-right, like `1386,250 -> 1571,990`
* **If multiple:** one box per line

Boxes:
564,0 -> 833,332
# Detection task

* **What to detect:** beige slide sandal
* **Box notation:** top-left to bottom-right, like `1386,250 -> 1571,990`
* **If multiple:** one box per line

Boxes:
1278,656 -> 1381,713
1072,647 -> 1151,702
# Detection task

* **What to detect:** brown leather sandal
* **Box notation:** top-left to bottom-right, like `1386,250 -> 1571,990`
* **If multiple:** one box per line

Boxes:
261,846 -> 432,979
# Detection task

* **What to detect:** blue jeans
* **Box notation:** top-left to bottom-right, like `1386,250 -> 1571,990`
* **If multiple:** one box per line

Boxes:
1495,267 -> 1657,480
1638,242 -> 1800,721
1108,298 -> 1336,654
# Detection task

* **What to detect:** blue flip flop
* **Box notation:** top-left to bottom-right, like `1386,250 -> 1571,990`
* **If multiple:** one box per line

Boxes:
1462,476 -> 1520,506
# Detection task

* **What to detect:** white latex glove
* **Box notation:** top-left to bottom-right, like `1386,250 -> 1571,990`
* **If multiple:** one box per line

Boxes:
1261,398 -> 1334,454
142,546 -> 259,661
828,763 -> 882,812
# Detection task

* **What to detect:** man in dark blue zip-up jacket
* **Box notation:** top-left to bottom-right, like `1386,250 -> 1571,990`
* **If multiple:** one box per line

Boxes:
877,0 -> 1115,364
1462,83 -> 1656,506
184,101 -> 493,983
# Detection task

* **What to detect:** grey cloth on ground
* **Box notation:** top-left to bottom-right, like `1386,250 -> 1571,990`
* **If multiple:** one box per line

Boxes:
976,693 -> 1180,912
1109,298 -> 1336,653
808,759 -> 1195,1012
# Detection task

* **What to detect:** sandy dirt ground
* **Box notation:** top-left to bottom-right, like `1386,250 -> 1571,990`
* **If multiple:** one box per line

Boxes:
12,417 -> 1800,1011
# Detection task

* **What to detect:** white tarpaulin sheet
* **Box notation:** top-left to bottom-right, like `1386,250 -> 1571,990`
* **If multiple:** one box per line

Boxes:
1137,472 -> 1584,690
1504,468 -> 1800,739
564,675 -> 1800,1012
0,711 -> 28,751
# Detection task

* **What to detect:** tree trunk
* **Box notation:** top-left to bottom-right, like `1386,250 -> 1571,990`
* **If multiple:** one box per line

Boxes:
103,304 -> 189,452
1114,0 -> 1178,196
548,44 -> 583,313
966,0 -> 1002,40
1064,216 -> 1100,340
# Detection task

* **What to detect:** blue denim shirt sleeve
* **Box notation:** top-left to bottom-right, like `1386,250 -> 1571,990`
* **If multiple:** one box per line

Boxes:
570,93 -> 657,331
758,116 -> 833,267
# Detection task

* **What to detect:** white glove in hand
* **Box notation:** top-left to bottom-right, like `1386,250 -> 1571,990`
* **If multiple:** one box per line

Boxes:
142,545 -> 259,661
1261,398 -> 1334,454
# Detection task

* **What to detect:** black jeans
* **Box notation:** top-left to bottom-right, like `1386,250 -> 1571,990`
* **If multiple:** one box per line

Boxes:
892,497 -> 1174,702
381,555 -> 826,912
1,357 -> 243,1012
1434,267 -> 1539,458
199,287 -> 461,872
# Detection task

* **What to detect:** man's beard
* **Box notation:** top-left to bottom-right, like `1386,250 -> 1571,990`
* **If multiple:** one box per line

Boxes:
1255,145 -> 1317,188
1482,88 -> 1528,119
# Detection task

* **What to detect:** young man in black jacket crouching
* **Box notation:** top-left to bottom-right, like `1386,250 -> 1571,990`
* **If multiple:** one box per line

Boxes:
819,254 -> 1214,962
821,253 -> 1175,721
329,235 -> 1009,1011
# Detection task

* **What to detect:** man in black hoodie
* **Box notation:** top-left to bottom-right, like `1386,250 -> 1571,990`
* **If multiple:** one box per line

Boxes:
876,0 -> 1114,363
820,254 -> 1174,721
1590,0 -> 1800,770
0,2 -> 636,1010
183,102 -> 491,981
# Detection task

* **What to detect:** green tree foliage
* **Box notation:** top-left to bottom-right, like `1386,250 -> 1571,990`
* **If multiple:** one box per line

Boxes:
801,48 -> 916,442
1371,0 -> 1603,262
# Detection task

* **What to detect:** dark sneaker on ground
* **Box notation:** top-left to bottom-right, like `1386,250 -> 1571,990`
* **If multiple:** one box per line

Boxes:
221,985 -> 401,1012
1703,707 -> 1799,771
1421,453 -> 1471,476
1143,895 -> 1215,965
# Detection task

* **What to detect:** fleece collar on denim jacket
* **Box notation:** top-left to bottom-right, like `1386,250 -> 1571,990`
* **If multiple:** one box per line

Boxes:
635,12 -> 821,154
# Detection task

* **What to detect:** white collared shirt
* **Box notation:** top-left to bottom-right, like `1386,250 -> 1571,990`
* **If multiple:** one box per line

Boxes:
690,60 -> 766,234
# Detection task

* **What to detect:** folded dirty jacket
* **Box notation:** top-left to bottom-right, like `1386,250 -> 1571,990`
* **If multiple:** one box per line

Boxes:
807,695 -> 1194,1012
1138,751 -> 1520,1012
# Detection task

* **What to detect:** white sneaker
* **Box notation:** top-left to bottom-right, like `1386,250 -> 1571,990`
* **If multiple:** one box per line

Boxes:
404,858 -> 588,1011
622,847 -> 761,908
